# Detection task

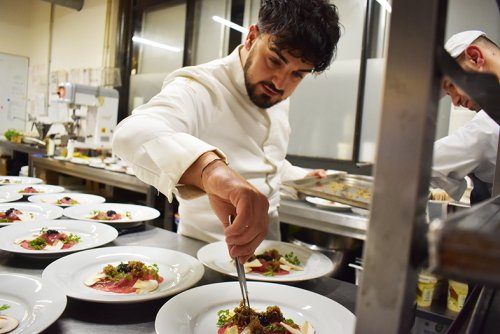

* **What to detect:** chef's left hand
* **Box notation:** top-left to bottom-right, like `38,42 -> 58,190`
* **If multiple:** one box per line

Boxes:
305,169 -> 327,178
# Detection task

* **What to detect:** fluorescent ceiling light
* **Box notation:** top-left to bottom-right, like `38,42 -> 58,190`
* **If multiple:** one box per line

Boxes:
132,36 -> 181,53
212,16 -> 249,34
375,0 -> 392,13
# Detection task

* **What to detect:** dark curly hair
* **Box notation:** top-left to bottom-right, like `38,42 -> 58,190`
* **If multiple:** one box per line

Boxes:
257,0 -> 341,73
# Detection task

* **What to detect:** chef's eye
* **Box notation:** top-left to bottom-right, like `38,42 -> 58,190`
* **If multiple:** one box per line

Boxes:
269,57 -> 281,66
292,72 -> 304,79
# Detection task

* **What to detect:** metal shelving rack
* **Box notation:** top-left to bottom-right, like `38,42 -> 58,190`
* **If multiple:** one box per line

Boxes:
353,1 -> 500,333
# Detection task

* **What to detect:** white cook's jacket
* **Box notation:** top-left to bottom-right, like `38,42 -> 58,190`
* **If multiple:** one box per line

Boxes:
431,110 -> 499,200
112,46 -> 308,243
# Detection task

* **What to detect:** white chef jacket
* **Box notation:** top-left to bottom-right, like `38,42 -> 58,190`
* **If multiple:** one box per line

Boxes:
112,46 -> 308,243
431,110 -> 499,200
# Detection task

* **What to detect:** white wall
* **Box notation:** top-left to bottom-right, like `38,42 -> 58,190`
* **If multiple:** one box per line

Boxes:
0,0 -> 112,136
50,0 -> 107,71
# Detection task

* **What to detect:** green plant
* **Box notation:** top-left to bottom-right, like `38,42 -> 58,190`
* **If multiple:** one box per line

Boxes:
4,128 -> 22,141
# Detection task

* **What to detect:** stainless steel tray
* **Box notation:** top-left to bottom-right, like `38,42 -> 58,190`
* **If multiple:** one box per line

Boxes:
283,173 -> 373,209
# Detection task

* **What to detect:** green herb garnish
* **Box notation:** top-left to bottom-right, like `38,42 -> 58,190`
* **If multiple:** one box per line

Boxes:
263,266 -> 275,276
65,233 -> 81,243
265,323 -> 286,332
216,309 -> 232,327
284,252 -> 300,265
28,237 -> 47,250
0,304 -> 9,311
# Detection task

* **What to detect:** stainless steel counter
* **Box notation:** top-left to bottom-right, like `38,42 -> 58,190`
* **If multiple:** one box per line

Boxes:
31,156 -> 156,207
279,199 -> 368,240
30,156 -> 369,239
0,225 -> 357,334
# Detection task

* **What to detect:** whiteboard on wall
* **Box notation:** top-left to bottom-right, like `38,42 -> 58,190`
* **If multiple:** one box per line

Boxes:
0,52 -> 29,135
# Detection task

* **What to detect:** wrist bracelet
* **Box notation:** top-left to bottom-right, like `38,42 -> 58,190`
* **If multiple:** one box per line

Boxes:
200,158 -> 227,181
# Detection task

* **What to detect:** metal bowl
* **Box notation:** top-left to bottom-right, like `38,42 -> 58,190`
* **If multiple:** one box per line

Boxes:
287,227 -> 362,278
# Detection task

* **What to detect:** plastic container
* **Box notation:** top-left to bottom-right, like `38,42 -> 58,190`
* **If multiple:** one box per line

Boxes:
66,139 -> 75,159
447,280 -> 468,312
416,272 -> 438,307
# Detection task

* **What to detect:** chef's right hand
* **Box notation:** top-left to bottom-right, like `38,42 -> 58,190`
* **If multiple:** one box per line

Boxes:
180,152 -> 269,262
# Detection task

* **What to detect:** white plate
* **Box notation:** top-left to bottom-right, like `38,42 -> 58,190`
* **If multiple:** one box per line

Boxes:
0,184 -> 65,196
0,219 -> 118,258
0,273 -> 67,333
0,176 -> 44,185
0,190 -> 23,203
305,196 -> 352,211
28,192 -> 106,207
0,203 -> 64,226
70,157 -> 90,165
155,281 -> 355,334
89,162 -> 106,169
105,164 -> 126,173
63,203 -> 160,226
42,246 -> 205,303
197,240 -> 334,282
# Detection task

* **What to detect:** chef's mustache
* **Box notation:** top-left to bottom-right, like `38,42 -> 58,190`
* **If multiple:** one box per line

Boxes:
261,81 -> 284,95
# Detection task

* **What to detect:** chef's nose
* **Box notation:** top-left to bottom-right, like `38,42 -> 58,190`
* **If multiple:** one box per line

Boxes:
271,71 -> 287,91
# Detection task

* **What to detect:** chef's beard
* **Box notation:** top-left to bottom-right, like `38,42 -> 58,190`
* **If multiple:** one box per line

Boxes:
243,50 -> 284,109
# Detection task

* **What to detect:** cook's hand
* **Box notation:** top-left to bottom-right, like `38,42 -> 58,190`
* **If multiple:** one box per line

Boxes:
306,169 -> 327,178
179,152 -> 269,263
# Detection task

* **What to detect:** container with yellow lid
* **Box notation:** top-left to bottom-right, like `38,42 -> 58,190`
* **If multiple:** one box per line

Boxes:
447,280 -> 468,312
416,272 -> 438,307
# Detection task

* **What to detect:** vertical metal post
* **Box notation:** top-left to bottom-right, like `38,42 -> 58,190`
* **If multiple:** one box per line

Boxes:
355,0 -> 448,333
492,137 -> 500,197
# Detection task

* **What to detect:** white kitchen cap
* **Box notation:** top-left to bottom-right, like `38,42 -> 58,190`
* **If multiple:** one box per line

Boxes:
445,30 -> 486,58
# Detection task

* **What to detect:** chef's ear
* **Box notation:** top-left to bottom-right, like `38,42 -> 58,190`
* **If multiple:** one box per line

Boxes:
244,25 -> 259,50
464,45 -> 485,69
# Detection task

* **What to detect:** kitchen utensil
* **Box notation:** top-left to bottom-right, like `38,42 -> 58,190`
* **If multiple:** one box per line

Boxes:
228,215 -> 250,308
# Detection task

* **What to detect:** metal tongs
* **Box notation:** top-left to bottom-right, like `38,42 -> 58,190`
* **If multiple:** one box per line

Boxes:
228,215 -> 250,308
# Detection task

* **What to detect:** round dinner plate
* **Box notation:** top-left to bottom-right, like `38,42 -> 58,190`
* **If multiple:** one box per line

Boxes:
0,184 -> 65,196
28,192 -> 106,207
305,196 -> 352,211
0,273 -> 67,333
63,203 -> 160,227
0,202 -> 64,226
0,189 -> 23,203
42,246 -> 205,303
197,240 -> 334,282
0,176 -> 44,186
0,219 -> 118,258
155,281 -> 355,334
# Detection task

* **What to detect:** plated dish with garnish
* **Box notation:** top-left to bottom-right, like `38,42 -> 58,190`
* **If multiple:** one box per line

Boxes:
155,282 -> 355,334
0,176 -> 44,186
28,192 -> 106,207
197,240 -> 334,282
0,203 -> 63,226
0,273 -> 67,333
0,220 -> 118,258
42,246 -> 204,303
63,203 -> 160,227
0,184 -> 65,196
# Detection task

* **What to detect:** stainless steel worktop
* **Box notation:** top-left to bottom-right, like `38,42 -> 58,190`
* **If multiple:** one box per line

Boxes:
31,156 -> 157,207
278,199 -> 368,240
31,156 -> 369,239
0,225 -> 357,334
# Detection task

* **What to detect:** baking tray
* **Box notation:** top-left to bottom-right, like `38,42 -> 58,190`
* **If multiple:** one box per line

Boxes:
283,173 -> 373,209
